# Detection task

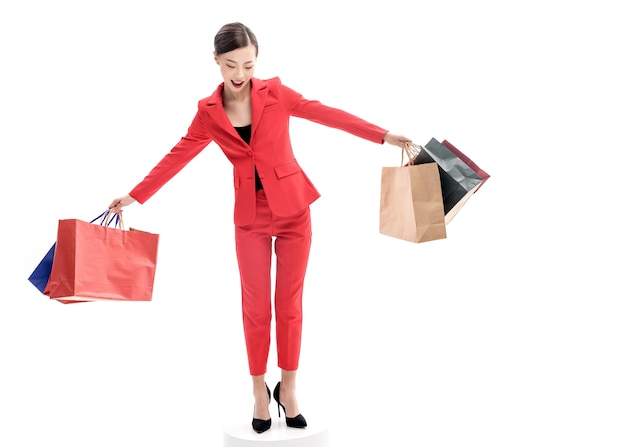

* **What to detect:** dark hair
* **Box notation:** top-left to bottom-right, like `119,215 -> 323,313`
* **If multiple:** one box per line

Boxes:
214,22 -> 258,56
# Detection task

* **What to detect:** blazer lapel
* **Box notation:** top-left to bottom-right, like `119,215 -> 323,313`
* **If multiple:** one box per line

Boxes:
203,83 -> 241,140
203,79 -> 269,143
250,78 -> 269,141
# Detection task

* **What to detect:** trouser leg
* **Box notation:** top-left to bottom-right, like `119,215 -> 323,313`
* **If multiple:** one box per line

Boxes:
273,206 -> 312,371
235,192 -> 273,376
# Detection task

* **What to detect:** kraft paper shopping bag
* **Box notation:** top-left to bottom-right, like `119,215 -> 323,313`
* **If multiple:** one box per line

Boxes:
380,148 -> 446,243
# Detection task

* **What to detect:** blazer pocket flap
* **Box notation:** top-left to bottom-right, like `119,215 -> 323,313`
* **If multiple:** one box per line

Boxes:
274,160 -> 301,179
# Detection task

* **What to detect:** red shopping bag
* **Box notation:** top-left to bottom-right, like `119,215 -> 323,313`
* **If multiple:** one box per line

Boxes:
43,211 -> 159,302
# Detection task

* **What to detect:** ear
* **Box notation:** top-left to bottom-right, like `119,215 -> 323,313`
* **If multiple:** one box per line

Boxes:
213,51 -> 219,65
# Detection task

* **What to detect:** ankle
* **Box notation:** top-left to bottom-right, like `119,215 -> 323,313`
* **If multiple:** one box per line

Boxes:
254,390 -> 269,404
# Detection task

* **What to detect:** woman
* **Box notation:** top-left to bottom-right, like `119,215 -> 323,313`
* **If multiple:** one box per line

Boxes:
109,22 -> 412,433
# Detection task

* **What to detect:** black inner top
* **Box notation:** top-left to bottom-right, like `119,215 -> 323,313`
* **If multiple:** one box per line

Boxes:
234,124 -> 263,191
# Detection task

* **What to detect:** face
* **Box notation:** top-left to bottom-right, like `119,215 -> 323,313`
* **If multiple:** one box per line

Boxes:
214,44 -> 257,96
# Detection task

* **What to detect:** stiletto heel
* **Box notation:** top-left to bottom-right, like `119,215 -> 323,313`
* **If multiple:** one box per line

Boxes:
273,381 -> 307,429
251,383 -> 272,434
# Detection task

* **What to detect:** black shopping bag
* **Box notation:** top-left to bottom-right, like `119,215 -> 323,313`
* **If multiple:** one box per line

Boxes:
410,138 -> 484,223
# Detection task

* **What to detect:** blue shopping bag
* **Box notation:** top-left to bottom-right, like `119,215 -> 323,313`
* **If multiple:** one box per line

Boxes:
28,243 -> 56,293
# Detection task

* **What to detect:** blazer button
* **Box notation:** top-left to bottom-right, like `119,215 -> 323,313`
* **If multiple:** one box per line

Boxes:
247,150 -> 253,156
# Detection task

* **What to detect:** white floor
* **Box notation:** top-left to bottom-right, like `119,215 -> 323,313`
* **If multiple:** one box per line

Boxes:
223,416 -> 330,447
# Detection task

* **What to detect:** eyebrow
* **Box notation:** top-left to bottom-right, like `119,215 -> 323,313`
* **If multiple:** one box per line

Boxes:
226,58 -> 255,65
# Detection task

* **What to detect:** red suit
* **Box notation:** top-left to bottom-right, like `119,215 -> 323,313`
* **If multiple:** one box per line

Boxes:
129,77 -> 388,375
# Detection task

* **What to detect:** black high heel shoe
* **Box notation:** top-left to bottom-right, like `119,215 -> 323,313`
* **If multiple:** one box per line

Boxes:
273,381 -> 307,428
252,383 -> 272,434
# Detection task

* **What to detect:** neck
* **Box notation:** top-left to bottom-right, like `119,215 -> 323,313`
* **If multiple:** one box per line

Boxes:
224,83 -> 251,102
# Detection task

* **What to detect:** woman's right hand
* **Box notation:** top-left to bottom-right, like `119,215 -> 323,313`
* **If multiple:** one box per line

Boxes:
108,194 -> 136,214
382,132 -> 412,148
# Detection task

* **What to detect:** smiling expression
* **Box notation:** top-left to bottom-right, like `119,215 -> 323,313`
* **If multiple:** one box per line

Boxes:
214,44 -> 257,98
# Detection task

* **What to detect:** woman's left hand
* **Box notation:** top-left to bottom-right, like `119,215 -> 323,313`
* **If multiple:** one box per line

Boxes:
383,132 -> 412,148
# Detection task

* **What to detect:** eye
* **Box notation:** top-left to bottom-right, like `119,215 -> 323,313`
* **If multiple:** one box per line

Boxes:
245,66 -> 254,70
226,65 -> 236,69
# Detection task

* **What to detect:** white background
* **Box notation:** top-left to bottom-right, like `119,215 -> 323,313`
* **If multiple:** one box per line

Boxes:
1,1 -> 624,446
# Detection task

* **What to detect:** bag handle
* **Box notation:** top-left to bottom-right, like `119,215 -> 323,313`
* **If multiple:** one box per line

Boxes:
91,209 -> 125,230
401,142 -> 422,166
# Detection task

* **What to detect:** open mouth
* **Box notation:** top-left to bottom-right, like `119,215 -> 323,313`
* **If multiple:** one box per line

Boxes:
231,80 -> 245,88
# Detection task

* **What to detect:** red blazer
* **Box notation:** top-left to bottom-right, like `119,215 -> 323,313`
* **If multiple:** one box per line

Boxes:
130,77 -> 388,226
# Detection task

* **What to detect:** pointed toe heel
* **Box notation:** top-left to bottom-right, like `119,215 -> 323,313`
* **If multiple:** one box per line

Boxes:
252,417 -> 271,434
251,383 -> 272,433
273,381 -> 307,429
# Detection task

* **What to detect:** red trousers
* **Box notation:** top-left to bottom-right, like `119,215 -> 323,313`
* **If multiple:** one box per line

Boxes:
235,190 -> 312,376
